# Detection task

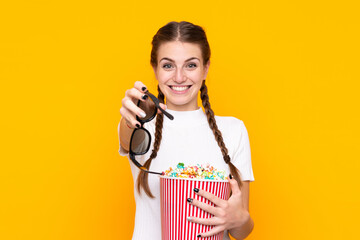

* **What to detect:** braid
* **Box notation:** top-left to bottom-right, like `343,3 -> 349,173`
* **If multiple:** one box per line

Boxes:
136,85 -> 165,198
200,80 -> 243,189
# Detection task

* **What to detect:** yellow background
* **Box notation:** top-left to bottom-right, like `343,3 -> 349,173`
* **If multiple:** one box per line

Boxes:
1,0 -> 359,239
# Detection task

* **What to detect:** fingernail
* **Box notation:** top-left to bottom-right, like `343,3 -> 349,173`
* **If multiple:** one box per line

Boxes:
186,216 -> 192,221
142,86 -> 147,91
187,198 -> 193,203
229,174 -> 233,179
197,234 -> 201,238
141,94 -> 148,100
135,124 -> 140,128
139,111 -> 146,118
193,188 -> 199,193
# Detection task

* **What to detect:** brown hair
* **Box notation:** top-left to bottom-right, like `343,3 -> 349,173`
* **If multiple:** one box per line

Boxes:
137,21 -> 243,198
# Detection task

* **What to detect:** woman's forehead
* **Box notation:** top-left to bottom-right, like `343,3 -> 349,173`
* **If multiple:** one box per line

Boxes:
157,41 -> 202,63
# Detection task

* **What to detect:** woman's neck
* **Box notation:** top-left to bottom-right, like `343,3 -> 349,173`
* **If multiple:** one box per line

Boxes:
165,101 -> 199,111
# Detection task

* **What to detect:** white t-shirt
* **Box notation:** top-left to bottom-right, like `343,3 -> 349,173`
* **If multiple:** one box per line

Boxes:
118,107 -> 255,240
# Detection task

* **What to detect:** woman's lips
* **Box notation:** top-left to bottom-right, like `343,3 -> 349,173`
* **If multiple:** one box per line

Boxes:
168,85 -> 192,94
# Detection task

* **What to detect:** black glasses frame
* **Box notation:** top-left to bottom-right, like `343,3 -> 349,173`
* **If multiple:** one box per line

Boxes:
128,90 -> 174,175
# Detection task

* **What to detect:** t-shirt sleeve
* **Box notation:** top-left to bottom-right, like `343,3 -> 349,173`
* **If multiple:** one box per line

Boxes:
231,120 -> 255,182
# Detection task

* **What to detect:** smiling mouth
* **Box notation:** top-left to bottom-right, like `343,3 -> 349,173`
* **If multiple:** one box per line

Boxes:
168,85 -> 192,91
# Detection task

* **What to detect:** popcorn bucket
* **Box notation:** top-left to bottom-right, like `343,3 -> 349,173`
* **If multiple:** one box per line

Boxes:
160,176 -> 231,240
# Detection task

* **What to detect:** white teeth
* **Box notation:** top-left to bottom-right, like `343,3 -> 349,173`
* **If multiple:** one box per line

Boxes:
171,86 -> 190,91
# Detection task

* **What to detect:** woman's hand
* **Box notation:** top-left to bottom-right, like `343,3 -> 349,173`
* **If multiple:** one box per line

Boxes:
187,176 -> 250,238
120,81 -> 166,128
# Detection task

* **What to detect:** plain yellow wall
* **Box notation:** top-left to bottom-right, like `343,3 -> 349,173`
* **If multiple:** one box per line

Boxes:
1,0 -> 359,239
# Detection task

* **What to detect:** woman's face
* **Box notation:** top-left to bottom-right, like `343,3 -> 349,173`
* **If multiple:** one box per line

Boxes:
153,41 -> 210,111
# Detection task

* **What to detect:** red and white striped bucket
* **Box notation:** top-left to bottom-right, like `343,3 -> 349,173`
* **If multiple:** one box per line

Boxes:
160,176 -> 230,240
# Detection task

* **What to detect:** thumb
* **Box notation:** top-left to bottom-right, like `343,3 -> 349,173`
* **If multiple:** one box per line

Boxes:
157,103 -> 167,114
228,174 -> 241,196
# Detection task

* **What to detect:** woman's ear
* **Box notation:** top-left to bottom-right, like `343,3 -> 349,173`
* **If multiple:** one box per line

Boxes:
203,60 -> 210,79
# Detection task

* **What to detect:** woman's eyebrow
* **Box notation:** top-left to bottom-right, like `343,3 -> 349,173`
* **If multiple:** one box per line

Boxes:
159,57 -> 200,62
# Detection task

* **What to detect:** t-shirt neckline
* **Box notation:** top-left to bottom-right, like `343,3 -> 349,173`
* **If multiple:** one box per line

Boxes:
162,107 -> 208,127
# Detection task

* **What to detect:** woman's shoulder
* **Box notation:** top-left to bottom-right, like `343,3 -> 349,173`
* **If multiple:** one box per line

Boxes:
214,114 -> 246,128
214,114 -> 248,140
214,115 -> 250,152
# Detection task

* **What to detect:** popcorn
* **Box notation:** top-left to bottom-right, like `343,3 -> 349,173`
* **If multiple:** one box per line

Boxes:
162,162 -> 228,180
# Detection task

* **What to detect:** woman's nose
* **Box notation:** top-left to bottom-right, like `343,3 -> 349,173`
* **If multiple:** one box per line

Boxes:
174,68 -> 187,83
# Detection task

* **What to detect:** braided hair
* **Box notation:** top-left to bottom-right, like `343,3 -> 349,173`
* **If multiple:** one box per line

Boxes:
200,80 -> 243,189
136,85 -> 165,198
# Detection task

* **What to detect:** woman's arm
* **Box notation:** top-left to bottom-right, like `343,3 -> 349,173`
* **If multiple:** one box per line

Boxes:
228,217 -> 254,240
118,81 -> 150,153
228,181 -> 254,239
118,117 -> 135,152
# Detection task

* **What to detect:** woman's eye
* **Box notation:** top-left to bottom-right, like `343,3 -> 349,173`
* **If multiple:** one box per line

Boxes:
187,63 -> 197,68
162,64 -> 173,69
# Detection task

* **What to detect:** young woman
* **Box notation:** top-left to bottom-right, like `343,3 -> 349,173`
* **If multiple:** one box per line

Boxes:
118,21 -> 255,240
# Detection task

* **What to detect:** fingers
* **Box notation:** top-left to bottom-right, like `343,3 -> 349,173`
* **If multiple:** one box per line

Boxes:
134,81 -> 147,92
121,97 -> 146,118
187,216 -> 224,226
188,198 -> 218,216
157,103 -> 167,114
196,225 -> 225,238
229,176 -> 241,196
194,188 -> 226,208
120,81 -> 168,128
120,82 -> 148,128
125,88 -> 148,102
120,107 -> 140,128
